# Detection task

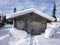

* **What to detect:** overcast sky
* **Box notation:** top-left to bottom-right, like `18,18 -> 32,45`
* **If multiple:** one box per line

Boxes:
0,0 -> 60,18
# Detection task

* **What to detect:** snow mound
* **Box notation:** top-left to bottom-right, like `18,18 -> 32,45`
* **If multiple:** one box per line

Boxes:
46,23 -> 57,29
44,22 -> 57,38
44,28 -> 55,38
10,28 -> 28,39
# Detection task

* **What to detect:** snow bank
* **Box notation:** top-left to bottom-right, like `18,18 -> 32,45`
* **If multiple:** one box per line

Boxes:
44,28 -> 55,38
46,23 -> 57,29
0,24 -> 12,36
10,28 -> 28,39
56,23 -> 60,30
43,22 -> 57,38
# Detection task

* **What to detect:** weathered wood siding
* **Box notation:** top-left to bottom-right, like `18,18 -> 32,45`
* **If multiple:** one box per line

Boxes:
16,20 -> 25,30
31,21 -> 42,34
14,12 -> 47,35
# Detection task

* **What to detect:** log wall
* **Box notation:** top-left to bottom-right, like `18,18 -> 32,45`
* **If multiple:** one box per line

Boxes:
14,12 -> 47,35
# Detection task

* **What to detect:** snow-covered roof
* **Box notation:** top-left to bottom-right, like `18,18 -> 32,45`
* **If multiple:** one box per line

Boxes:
6,8 -> 55,21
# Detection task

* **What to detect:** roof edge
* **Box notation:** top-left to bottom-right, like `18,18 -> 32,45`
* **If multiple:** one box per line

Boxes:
6,8 -> 55,21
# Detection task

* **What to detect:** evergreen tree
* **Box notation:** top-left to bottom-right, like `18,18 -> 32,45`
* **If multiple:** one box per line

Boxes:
52,2 -> 57,21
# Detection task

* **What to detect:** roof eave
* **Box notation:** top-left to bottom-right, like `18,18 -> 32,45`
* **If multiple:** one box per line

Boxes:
6,8 -> 55,21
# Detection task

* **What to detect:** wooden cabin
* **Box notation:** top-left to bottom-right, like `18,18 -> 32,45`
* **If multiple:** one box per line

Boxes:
6,9 -> 55,35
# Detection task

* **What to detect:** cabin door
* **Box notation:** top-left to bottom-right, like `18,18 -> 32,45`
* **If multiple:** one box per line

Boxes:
25,19 -> 31,34
31,21 -> 42,35
25,19 -> 42,35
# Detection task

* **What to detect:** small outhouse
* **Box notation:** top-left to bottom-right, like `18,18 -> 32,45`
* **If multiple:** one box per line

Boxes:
6,8 -> 55,35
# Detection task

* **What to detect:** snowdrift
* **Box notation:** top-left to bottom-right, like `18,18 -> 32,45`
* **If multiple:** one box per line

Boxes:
10,28 -> 28,39
43,22 -> 58,38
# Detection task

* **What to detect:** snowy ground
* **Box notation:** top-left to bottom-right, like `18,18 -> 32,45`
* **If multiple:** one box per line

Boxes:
0,24 -> 12,36
34,35 -> 60,45
0,34 -> 60,45
0,24 -> 60,45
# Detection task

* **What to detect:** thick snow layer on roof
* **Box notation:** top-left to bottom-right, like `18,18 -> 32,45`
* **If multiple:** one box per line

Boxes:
6,8 -> 55,21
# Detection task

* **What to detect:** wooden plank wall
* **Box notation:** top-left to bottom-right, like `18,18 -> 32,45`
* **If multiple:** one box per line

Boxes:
14,12 -> 47,35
